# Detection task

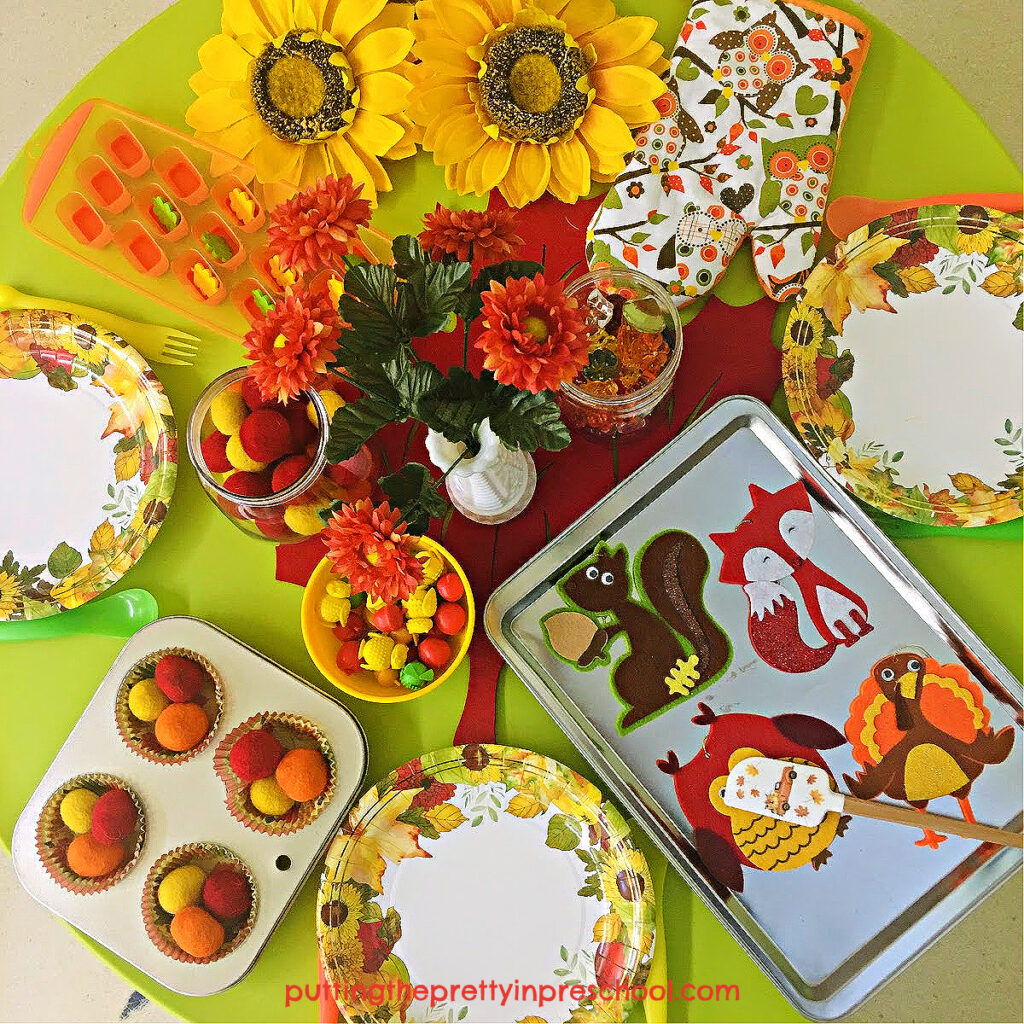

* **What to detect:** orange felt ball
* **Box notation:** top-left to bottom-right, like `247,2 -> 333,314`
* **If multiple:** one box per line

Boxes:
170,904 -> 225,959
66,833 -> 124,878
275,747 -> 329,802
154,702 -> 210,752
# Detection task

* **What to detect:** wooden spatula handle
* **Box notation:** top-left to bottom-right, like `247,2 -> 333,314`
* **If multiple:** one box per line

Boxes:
842,796 -> 1023,848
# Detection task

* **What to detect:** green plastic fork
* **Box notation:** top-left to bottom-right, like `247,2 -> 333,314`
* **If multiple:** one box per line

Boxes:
0,283 -> 200,366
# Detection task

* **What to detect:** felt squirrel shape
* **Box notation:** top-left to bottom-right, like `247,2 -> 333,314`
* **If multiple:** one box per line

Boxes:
710,482 -> 871,673
559,531 -> 730,732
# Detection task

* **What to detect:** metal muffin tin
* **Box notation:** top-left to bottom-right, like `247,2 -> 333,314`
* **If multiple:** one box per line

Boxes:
486,396 -> 1023,1020
12,616 -> 367,996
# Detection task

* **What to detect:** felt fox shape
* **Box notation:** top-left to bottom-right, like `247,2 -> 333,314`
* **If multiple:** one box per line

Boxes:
710,482 -> 871,673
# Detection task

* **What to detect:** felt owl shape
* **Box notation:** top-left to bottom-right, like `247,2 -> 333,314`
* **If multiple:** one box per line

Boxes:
709,12 -> 810,114
586,0 -> 870,307
759,135 -> 836,219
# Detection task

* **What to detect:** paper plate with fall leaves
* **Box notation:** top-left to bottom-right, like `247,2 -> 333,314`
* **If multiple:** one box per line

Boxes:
0,309 -> 176,620
782,203 -> 1023,528
317,744 -> 656,1024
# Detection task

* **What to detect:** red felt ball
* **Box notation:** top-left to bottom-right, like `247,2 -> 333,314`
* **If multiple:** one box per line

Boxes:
155,654 -> 206,702
336,641 -> 362,673
283,399 -> 318,450
418,637 -> 451,671
271,454 -> 312,493
436,573 -> 465,603
91,789 -> 138,846
229,728 -> 284,782
333,618 -> 365,642
239,410 -> 293,463
224,470 -> 273,498
202,866 -> 252,920
435,602 -> 467,636
200,431 -> 233,474
255,514 -> 294,540
240,375 -> 276,411
372,605 -> 404,633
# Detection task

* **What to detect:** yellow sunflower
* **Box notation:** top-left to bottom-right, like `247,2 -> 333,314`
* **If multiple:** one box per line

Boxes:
0,570 -> 22,619
186,0 -> 416,206
955,205 -> 998,255
319,881 -> 364,945
597,847 -> 654,918
409,0 -> 668,206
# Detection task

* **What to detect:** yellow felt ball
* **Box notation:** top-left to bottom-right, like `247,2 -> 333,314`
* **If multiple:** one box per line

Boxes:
250,776 -> 295,816
59,789 -> 98,834
210,390 -> 247,435
307,389 -> 345,427
284,502 -> 327,536
128,677 -> 169,722
226,434 -> 266,472
158,864 -> 207,914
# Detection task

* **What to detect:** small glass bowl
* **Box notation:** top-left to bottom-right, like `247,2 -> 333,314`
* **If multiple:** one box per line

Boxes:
187,367 -> 357,543
559,268 -> 683,438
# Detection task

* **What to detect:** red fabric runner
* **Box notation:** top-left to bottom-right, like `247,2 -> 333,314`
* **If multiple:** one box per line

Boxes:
290,193 -> 782,1023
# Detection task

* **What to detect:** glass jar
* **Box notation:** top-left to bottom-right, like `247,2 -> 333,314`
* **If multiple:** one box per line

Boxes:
187,367 -> 372,543
559,268 -> 683,438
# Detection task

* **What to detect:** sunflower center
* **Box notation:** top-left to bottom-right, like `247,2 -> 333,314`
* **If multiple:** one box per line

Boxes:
522,314 -> 550,344
266,55 -> 327,119
251,31 -> 358,144
474,19 -> 595,143
508,53 -> 561,113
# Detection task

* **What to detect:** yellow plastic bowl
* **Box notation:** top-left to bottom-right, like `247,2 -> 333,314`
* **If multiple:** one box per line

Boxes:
300,537 -> 474,703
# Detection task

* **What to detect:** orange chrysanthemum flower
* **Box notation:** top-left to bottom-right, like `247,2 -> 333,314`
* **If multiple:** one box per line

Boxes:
419,204 -> 524,265
476,273 -> 590,393
325,499 -> 424,603
242,287 -> 345,404
268,174 -> 372,276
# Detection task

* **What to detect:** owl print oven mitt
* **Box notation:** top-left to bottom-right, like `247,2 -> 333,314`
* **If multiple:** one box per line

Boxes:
586,0 -> 870,305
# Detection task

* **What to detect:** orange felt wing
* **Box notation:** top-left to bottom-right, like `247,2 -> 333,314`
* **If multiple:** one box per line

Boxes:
919,658 -> 991,742
845,676 -> 905,767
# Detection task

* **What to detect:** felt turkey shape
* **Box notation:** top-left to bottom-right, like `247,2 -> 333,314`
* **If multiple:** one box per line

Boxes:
844,652 -> 1016,848
658,703 -> 848,894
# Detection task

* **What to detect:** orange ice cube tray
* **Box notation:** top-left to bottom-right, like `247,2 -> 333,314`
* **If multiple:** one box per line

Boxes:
22,100 -> 386,339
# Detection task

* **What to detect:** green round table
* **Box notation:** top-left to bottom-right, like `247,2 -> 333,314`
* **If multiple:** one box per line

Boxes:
0,1 -> 1020,1021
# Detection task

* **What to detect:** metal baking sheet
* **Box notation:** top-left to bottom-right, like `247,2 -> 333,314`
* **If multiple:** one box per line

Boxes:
485,396 -> 1022,1020
12,616 -> 367,996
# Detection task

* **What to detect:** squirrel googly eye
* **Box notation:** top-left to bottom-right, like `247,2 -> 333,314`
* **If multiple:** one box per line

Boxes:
907,658 -> 921,671
600,571 -> 615,586
880,668 -> 895,681
719,788 -> 727,799
585,565 -> 599,580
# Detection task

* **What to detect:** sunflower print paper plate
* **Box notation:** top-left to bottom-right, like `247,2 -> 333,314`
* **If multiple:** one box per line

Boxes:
318,744 -> 655,1024
0,309 -> 176,620
783,204 -> 1023,527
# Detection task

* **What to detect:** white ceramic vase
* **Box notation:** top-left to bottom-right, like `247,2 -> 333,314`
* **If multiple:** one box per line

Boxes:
425,418 -> 537,525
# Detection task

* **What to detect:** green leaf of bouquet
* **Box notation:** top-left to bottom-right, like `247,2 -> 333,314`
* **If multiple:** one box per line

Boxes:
326,397 -> 397,462
407,261 -> 473,335
47,541 -> 83,580
380,463 -> 449,534
392,234 -> 431,279
337,263 -> 408,349
489,387 -> 571,453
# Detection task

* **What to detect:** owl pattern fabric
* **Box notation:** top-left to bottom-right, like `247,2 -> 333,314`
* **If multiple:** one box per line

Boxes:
585,0 -> 870,305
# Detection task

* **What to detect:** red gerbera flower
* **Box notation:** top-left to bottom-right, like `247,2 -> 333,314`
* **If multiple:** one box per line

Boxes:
418,204 -> 524,265
324,499 -> 424,603
476,274 -> 591,393
268,174 -> 371,276
242,287 -> 345,404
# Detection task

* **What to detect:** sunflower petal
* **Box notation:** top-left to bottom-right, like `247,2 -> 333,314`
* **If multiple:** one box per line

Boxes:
431,112 -> 487,165
580,104 -> 634,159
358,71 -> 412,115
251,132 -> 304,185
253,0 -> 293,37
422,105 -> 477,150
434,0 -> 494,45
349,27 -> 415,75
466,138 -> 514,194
580,17 -> 657,64
549,136 -> 590,201
327,135 -> 376,199
201,114 -> 264,159
591,65 -> 665,106
348,109 -> 406,156
198,33 -> 254,81
414,37 -> 478,77
556,0 -> 616,38
328,0 -> 387,44
611,39 -> 665,72
343,134 -> 394,192
409,83 -> 473,125
188,69 -> 220,95
222,0 -> 274,39
302,140 -> 336,182
505,143 -> 551,207
613,101 -> 660,127
186,88 -> 250,132
485,0 -> 518,26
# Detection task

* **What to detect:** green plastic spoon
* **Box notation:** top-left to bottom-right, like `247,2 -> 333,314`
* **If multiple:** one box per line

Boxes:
0,589 -> 159,642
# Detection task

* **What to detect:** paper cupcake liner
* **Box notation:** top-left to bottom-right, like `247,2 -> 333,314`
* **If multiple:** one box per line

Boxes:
142,842 -> 258,964
212,712 -> 337,836
115,646 -> 224,765
35,773 -> 146,895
